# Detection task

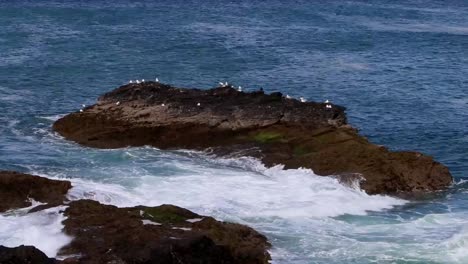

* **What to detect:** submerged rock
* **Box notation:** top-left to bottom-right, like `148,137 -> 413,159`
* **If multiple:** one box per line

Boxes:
0,171 -> 71,212
59,200 -> 271,264
53,82 -> 453,194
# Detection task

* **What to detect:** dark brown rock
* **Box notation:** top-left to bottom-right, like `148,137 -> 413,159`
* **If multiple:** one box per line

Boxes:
0,171 -> 72,212
0,245 -> 56,264
59,200 -> 270,264
53,82 -> 453,194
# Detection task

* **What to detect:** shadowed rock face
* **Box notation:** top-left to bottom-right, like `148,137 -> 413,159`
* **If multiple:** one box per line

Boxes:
0,171 -> 72,212
0,245 -> 56,264
53,82 -> 453,194
59,200 -> 271,264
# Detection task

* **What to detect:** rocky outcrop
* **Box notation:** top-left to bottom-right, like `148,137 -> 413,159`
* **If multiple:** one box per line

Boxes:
53,82 -> 453,195
0,245 -> 56,264
0,171 -> 72,212
59,200 -> 270,264
0,171 -> 270,264
53,83 -> 346,149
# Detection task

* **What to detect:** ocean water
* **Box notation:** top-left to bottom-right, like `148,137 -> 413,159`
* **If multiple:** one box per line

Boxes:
0,0 -> 467,263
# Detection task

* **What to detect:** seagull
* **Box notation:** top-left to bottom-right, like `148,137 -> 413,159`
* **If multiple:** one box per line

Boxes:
197,102 -> 201,106
326,104 -> 332,109
136,80 -> 140,84
224,82 -> 228,87
79,109 -> 83,112
116,101 -> 120,106
219,82 -> 224,87
238,86 -> 242,92
324,99 -> 330,103
286,95 -> 291,99
300,97 -> 307,103
142,79 -> 145,82
155,78 -> 159,82
82,104 -> 86,108
161,103 -> 165,107
129,80 -> 133,84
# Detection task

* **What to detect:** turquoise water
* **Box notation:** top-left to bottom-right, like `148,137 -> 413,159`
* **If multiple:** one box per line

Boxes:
0,1 -> 467,263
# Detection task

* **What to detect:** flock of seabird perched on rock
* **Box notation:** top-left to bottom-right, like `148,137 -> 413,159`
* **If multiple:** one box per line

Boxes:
78,78 -> 333,112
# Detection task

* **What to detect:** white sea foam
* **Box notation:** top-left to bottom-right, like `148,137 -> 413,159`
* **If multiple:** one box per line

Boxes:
38,114 -> 66,122
455,179 -> 468,185
142,219 -> 161,226
24,154 -> 427,263
443,223 -> 468,263
66,177 -> 139,207
59,156 -> 405,220
0,206 -> 71,257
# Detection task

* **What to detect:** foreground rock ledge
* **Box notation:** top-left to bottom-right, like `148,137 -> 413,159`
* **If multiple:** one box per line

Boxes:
0,171 -> 71,212
0,172 -> 271,263
53,82 -> 453,194
0,245 -> 55,264
0,201 -> 271,264
60,200 -> 270,264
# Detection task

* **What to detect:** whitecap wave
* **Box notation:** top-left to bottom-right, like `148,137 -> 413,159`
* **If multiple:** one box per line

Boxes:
47,155 -> 406,220
24,154 -> 411,263
443,223 -> 468,263
0,206 -> 71,257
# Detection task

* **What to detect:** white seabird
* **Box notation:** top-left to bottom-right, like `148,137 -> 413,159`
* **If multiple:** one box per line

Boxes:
79,109 -> 83,112
115,101 -> 120,106
197,102 -> 201,106
161,103 -> 165,107
224,82 -> 228,87
326,104 -> 332,109
324,99 -> 330,103
82,104 -> 86,108
142,79 -> 145,82
219,82 -> 224,87
286,95 -> 291,99
155,78 -> 159,82
300,97 -> 306,103
136,80 -> 140,84
129,80 -> 133,84
238,86 -> 242,92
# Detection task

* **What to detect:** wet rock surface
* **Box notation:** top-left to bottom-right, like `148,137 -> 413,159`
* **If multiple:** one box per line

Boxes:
53,82 -> 453,194
59,200 -> 270,264
0,245 -> 56,264
0,171 -> 72,213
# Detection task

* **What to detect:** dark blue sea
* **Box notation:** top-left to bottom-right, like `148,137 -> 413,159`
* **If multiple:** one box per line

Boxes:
0,0 -> 467,263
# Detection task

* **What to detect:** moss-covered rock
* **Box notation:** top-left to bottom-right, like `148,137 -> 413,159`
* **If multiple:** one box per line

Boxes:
251,131 -> 283,143
138,204 -> 198,224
